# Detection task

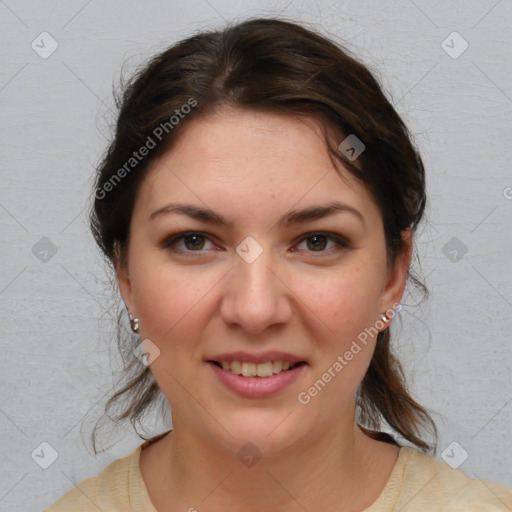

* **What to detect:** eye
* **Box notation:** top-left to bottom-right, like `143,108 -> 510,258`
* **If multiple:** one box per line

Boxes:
161,231 -> 218,254
161,231 -> 350,257
292,232 -> 349,256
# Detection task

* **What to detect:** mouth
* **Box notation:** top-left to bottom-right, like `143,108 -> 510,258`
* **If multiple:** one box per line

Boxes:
207,360 -> 307,378
207,357 -> 307,398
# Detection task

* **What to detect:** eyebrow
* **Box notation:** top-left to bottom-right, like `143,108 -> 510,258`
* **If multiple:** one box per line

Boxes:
149,201 -> 365,228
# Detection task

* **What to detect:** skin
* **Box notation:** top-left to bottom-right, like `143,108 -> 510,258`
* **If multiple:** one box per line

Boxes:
117,108 -> 412,511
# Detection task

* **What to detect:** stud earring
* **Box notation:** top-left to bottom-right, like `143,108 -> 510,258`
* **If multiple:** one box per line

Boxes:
380,313 -> 388,323
129,313 -> 140,333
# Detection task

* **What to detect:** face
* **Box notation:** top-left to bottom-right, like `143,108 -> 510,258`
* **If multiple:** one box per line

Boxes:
118,108 -> 410,458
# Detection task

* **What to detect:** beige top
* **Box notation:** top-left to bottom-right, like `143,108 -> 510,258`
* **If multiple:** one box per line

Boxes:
45,434 -> 512,511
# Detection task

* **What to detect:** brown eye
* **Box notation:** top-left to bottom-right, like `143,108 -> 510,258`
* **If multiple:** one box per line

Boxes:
161,232 -> 216,254
293,232 -> 350,256
182,234 -> 206,250
305,234 -> 328,251
160,231 -> 349,258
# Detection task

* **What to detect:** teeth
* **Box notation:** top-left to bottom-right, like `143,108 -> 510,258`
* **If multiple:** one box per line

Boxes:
216,360 -> 299,377
256,361 -> 273,377
231,361 -> 242,375
272,361 -> 282,373
241,362 -> 256,377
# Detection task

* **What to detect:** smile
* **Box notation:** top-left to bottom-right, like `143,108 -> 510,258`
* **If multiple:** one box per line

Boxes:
207,359 -> 307,398
210,360 -> 305,377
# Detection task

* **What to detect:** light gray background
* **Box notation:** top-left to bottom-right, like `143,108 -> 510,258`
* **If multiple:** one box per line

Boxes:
1,1 -> 511,510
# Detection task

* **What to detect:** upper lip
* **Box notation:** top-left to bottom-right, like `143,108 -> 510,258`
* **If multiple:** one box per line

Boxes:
206,351 -> 307,364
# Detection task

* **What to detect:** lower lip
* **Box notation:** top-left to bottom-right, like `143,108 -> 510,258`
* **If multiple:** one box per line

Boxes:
208,362 -> 306,398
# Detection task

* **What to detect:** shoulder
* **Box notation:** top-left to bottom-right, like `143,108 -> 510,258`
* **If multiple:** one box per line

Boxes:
43,447 -> 140,512
392,446 -> 512,510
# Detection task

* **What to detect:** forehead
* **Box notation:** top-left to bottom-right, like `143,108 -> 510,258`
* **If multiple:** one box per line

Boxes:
135,109 -> 380,226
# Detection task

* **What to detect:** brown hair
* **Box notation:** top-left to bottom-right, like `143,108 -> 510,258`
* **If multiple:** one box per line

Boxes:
90,17 -> 437,453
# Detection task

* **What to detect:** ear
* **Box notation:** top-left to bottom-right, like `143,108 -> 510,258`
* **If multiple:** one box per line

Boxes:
114,242 -> 136,316
378,229 -> 412,312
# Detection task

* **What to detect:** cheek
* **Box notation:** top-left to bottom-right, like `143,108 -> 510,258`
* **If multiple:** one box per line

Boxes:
128,248 -> 214,346
292,262 -> 383,340
136,280 -> 207,340
293,268 -> 381,409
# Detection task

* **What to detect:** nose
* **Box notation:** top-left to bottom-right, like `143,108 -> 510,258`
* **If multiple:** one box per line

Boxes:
220,248 -> 293,335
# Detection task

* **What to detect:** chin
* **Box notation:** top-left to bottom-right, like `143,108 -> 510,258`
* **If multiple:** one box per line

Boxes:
206,408 -> 309,460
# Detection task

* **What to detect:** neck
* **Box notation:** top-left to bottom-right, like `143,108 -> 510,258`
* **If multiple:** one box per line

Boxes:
142,407 -> 399,511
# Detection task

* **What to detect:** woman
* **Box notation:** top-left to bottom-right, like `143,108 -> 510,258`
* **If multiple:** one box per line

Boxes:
45,17 -> 512,511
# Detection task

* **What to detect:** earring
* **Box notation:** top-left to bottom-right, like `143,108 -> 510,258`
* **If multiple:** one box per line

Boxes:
380,313 -> 389,323
129,313 -> 140,333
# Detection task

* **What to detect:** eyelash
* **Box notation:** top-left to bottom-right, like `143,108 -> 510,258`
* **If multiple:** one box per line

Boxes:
160,231 -> 350,257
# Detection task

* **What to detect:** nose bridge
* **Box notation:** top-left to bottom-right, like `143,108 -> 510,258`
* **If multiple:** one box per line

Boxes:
221,240 -> 290,333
